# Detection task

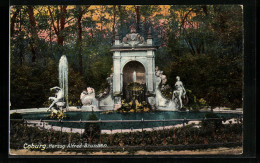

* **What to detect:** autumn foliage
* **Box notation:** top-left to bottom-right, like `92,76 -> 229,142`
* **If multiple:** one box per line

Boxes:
10,5 -> 242,109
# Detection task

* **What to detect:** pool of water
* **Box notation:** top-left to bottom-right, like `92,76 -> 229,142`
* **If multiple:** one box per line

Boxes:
21,111 -> 242,130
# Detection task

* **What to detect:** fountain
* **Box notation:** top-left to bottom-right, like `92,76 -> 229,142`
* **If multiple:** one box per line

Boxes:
10,25 -> 242,133
45,25 -> 189,112
47,55 -> 68,113
77,25 -> 187,111
59,55 -> 69,109
133,71 -> 136,82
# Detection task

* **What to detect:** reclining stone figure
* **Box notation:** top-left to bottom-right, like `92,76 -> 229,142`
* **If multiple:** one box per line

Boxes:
47,86 -> 65,112
80,87 -> 96,106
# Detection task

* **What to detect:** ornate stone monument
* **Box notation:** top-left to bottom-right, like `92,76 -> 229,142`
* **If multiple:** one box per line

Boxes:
79,24 -> 187,111
110,25 -> 156,108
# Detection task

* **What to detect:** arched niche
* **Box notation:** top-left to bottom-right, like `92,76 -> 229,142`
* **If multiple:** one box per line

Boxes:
122,61 -> 146,89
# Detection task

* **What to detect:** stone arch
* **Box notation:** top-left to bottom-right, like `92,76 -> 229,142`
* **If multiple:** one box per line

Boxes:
122,60 -> 146,88
121,59 -> 147,74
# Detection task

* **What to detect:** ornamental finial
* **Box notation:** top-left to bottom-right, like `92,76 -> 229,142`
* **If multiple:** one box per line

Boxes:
147,27 -> 152,39
129,24 -> 137,33
115,28 -> 119,40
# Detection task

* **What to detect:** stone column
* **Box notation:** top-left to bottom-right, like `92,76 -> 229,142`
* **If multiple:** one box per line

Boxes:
120,72 -> 123,93
113,51 -> 121,95
152,53 -> 156,91
147,50 -> 155,94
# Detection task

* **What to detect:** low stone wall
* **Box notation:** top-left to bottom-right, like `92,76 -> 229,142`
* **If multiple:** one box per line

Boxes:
10,108 -> 49,114
200,107 -> 243,114
10,107 -> 243,114
24,117 -> 241,135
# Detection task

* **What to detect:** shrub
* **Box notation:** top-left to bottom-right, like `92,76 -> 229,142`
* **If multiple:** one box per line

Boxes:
118,99 -> 151,113
160,84 -> 173,100
185,89 -> 209,111
201,112 -> 223,132
83,112 -> 101,142
46,111 -> 69,120
162,53 -> 242,109
9,118 -> 242,150
10,113 -> 22,119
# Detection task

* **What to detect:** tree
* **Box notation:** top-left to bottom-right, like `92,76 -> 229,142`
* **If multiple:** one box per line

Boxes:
28,6 -> 39,62
112,5 -> 116,41
10,6 -> 21,37
48,5 -> 68,46
9,5 -> 243,109
10,6 -> 26,65
75,5 -> 90,74
117,5 -> 127,30
167,5 -> 242,56
134,5 -> 140,32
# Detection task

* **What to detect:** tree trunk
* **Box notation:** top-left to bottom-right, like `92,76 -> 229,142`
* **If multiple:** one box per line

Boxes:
100,6 -> 104,31
187,39 -> 196,55
181,8 -> 194,29
48,6 -> 67,46
18,8 -> 23,65
10,7 -> 21,37
58,5 -> 67,46
77,6 -> 83,74
202,5 -> 208,15
19,42 -> 24,66
77,5 -> 90,74
135,6 -> 140,32
196,42 -> 201,54
117,5 -> 123,26
110,5 -> 117,44
49,22 -> 52,51
30,44 -> 37,62
19,9 -> 22,31
112,5 -> 116,37
28,6 -> 39,62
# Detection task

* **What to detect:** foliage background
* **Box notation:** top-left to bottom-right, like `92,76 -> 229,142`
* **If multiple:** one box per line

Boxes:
10,5 -> 243,109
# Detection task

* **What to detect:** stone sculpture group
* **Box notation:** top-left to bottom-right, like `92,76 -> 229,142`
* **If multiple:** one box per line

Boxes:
47,25 -> 188,112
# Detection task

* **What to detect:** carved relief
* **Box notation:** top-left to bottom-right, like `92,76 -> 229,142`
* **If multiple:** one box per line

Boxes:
122,25 -> 145,47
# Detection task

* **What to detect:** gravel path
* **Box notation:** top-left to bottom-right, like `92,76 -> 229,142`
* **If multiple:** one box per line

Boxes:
9,147 -> 242,155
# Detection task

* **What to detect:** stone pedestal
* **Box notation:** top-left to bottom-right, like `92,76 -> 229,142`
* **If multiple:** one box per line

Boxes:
81,105 -> 99,111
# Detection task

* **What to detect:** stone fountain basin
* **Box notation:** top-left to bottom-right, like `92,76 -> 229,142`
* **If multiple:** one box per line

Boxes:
11,109 -> 242,130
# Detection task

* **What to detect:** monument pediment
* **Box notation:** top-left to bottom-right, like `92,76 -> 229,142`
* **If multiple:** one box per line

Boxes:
122,32 -> 145,47
111,24 -> 156,50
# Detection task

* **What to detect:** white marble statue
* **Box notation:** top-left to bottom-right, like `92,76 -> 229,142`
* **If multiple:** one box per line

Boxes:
80,87 -> 96,106
47,86 -> 65,112
80,87 -> 99,111
173,76 -> 186,109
